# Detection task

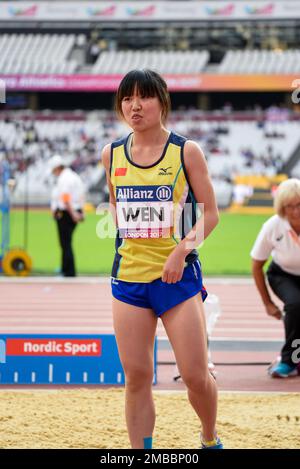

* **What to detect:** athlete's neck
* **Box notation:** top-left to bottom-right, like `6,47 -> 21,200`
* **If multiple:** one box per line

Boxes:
131,126 -> 169,148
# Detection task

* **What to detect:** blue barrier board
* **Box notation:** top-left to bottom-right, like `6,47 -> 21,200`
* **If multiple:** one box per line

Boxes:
0,334 -> 158,385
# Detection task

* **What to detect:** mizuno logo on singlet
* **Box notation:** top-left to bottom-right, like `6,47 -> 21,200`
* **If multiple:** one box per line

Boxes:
158,166 -> 172,176
159,167 -> 171,173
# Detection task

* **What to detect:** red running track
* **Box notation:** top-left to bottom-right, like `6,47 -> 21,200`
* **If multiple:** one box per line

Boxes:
0,277 -> 299,393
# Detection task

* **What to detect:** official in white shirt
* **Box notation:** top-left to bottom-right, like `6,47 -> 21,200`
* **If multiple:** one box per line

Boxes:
251,178 -> 300,378
48,155 -> 85,277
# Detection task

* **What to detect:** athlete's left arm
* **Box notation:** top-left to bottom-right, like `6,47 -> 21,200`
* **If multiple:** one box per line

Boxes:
183,140 -> 219,241
162,140 -> 219,283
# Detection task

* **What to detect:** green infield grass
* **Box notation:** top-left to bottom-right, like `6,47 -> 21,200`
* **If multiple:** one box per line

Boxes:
1,210 -> 270,276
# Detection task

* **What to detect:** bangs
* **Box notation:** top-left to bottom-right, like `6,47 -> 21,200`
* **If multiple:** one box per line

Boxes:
117,69 -> 160,100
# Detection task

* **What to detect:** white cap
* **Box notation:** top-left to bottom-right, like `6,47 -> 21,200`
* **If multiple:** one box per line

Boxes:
48,154 -> 65,173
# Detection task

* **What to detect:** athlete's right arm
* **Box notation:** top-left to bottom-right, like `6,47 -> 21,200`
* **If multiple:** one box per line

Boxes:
101,144 -> 117,224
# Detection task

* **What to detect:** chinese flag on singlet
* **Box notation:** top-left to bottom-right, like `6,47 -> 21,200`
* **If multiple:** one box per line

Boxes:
115,168 -> 127,176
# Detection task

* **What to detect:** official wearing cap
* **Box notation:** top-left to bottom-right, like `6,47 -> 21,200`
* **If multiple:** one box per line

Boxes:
48,155 -> 85,277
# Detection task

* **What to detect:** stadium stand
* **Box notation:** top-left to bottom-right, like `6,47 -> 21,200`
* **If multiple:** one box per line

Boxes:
292,160 -> 300,178
218,49 -> 300,74
0,34 -> 79,75
1,110 -> 299,207
2,34 -> 300,76
1,2 -> 300,210
92,50 -> 209,75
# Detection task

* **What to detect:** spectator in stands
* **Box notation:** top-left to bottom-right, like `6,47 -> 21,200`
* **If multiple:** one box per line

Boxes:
251,178 -> 300,378
48,155 -> 85,277
241,147 -> 255,167
24,122 -> 38,144
274,153 -> 283,173
86,30 -> 104,64
222,102 -> 232,115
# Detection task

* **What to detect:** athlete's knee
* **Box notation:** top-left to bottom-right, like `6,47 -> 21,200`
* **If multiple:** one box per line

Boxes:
124,363 -> 153,391
182,370 -> 210,394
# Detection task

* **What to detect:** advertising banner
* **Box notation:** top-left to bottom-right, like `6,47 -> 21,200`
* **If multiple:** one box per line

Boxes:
1,2 -> 300,22
1,73 -> 299,92
0,334 -> 157,385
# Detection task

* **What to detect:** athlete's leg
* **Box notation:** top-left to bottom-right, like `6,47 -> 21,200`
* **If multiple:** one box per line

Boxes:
113,298 -> 158,449
161,294 -> 218,442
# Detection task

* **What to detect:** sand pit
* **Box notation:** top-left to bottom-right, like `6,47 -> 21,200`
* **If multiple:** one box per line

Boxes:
0,389 -> 299,449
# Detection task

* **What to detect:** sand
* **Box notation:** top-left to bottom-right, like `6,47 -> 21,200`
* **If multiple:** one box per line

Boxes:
0,389 -> 299,449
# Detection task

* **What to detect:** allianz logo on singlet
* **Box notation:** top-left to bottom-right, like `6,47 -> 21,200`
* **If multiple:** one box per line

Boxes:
116,185 -> 172,202
116,185 -> 173,237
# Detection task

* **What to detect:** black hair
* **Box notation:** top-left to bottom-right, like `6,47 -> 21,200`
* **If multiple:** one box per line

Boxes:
115,69 -> 171,123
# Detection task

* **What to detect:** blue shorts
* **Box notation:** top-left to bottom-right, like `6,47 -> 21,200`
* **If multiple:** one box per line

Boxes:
111,260 -> 207,317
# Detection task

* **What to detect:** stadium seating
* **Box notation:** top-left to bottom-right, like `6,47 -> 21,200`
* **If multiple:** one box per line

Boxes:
1,32 -> 300,76
1,110 -> 299,207
218,49 -> 300,74
0,34 -> 78,74
292,160 -> 300,178
92,50 -> 209,75
0,33 -> 209,75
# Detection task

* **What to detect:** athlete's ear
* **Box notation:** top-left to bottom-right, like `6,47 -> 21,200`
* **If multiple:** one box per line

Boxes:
160,109 -> 164,125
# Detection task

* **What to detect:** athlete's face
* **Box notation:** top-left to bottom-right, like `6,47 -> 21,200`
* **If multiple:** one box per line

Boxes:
121,87 -> 163,131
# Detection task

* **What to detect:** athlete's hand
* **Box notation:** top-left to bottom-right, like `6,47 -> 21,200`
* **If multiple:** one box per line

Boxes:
162,248 -> 186,284
265,301 -> 282,320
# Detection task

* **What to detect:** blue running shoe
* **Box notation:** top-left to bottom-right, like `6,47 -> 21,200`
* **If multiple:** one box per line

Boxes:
269,362 -> 298,378
201,436 -> 223,449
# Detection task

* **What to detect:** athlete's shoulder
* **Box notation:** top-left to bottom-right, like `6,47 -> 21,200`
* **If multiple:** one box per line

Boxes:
169,132 -> 203,156
111,134 -> 130,149
101,134 -> 130,170
101,144 -> 111,171
169,130 -> 187,147
181,138 -> 206,162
